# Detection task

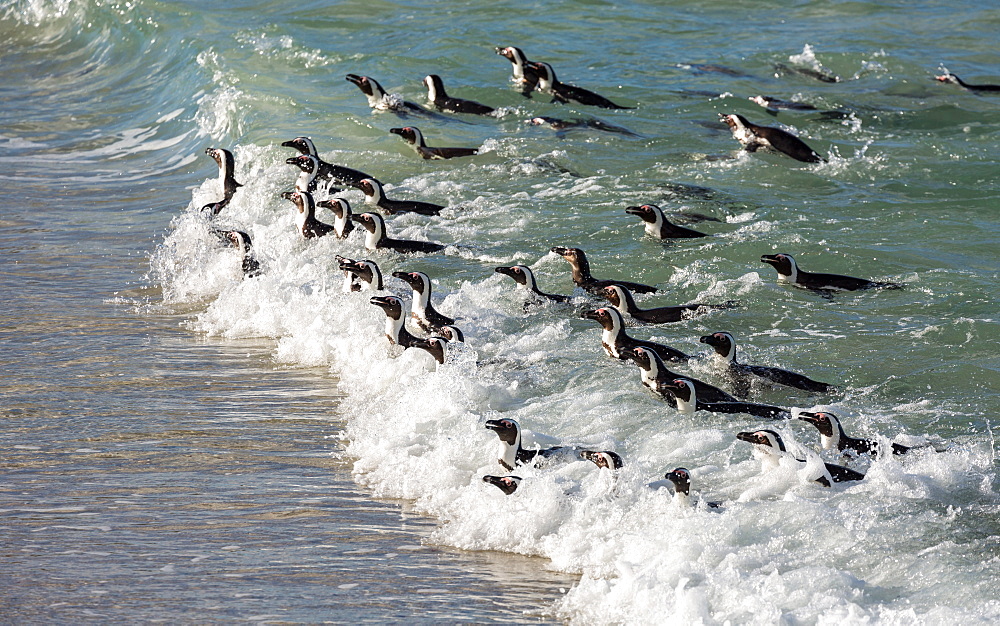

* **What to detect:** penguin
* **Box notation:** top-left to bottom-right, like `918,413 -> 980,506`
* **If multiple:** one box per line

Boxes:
358,178 -> 445,216
748,95 -> 819,112
369,295 -> 421,348
772,63 -> 839,83
661,378 -> 790,420
280,190 -> 336,239
286,154 -> 331,193
315,198 -> 354,239
484,418 -> 571,471
718,113 -> 826,163
392,270 -> 455,332
344,74 -> 438,116
798,411 -> 911,458
582,307 -> 690,363
760,253 -> 902,292
410,335 -> 449,365
579,450 -> 624,470
351,212 -> 446,254
281,137 -> 373,189
623,346 -> 737,404
736,429 -> 865,487
624,204 -> 708,239
527,61 -> 634,110
423,74 -> 496,116
336,256 -> 383,292
935,72 -> 1000,92
389,126 -> 478,160
526,116 -> 638,137
202,147 -> 243,215
494,265 -> 572,304
700,331 -> 836,396
212,229 -> 261,278
601,285 -> 729,324
496,46 -> 539,97
483,474 -> 522,495
550,246 -> 658,295
664,468 -> 722,508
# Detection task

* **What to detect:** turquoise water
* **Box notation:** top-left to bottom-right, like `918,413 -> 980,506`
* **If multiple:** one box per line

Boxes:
2,0 -> 998,622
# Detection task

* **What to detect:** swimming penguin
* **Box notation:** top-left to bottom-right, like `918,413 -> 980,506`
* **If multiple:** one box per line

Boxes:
281,137 -> 373,189
664,467 -> 722,508
369,295 -> 422,348
344,74 -> 439,117
719,113 -> 826,163
700,331 -> 836,396
392,270 -> 455,332
526,116 -> 638,137
527,61 -> 634,110
315,198 -> 354,239
202,147 -> 243,215
336,255 -> 383,292
772,63 -> 840,84
798,411 -> 911,458
484,418 -> 571,471
423,74 -> 496,115
389,126 -> 479,160
760,253 -> 902,292
212,229 -> 261,278
351,212 -> 446,254
358,178 -> 445,216
624,204 -> 709,239
579,450 -> 624,470
495,265 -> 572,304
550,246 -> 658,295
623,346 -> 737,404
736,429 -> 865,487
280,190 -> 336,239
601,285 -> 729,324
935,72 -> 1000,92
582,307 -> 691,363
496,46 -> 539,97
483,474 -> 522,495
748,95 -> 819,112
661,378 -> 790,420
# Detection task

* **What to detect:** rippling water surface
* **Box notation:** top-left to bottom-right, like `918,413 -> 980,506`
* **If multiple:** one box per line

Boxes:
2,0 -> 999,622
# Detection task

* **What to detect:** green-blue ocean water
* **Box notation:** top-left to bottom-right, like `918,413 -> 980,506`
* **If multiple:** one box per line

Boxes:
1,0 -> 998,622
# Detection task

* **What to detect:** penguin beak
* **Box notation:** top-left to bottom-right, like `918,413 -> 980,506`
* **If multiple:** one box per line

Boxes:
389,127 -> 404,136
484,419 -> 503,432
735,431 -> 760,444
350,214 -> 365,223
284,156 -> 301,165
494,266 -> 513,276
624,206 -> 644,216
797,411 -> 821,423
279,191 -> 294,200
279,139 -> 296,149
760,254 -> 778,265
550,246 -> 569,256
581,309 -> 602,321
345,74 -> 362,86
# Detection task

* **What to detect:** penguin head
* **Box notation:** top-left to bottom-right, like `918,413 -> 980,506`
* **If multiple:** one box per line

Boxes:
700,331 -> 736,361
798,411 -> 838,438
439,325 -> 465,343
718,113 -> 750,131
580,450 -> 624,470
935,73 -> 961,85
358,178 -> 383,202
345,74 -> 384,98
482,474 -> 521,495
664,468 -> 691,496
423,74 -> 445,101
624,346 -> 653,371
662,378 -> 695,403
285,154 -> 318,173
624,204 -> 663,225
318,198 -> 351,220
495,265 -> 534,288
280,136 -> 317,157
392,271 -> 430,294
760,253 -> 798,281
350,212 -> 383,233
369,295 -> 403,320
484,418 -> 521,446
736,429 -> 786,453
205,147 -> 236,173
601,285 -> 624,308
389,126 -> 423,146
496,46 -> 526,66
413,336 -> 447,364
581,307 -> 622,333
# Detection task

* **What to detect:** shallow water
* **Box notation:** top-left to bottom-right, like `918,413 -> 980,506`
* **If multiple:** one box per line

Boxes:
2,0 -> 999,623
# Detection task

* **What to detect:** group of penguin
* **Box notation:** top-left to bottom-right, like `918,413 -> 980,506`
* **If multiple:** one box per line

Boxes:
196,46 -> 974,507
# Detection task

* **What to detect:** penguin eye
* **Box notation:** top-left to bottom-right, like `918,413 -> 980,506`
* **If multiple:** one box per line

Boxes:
500,420 -> 512,428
